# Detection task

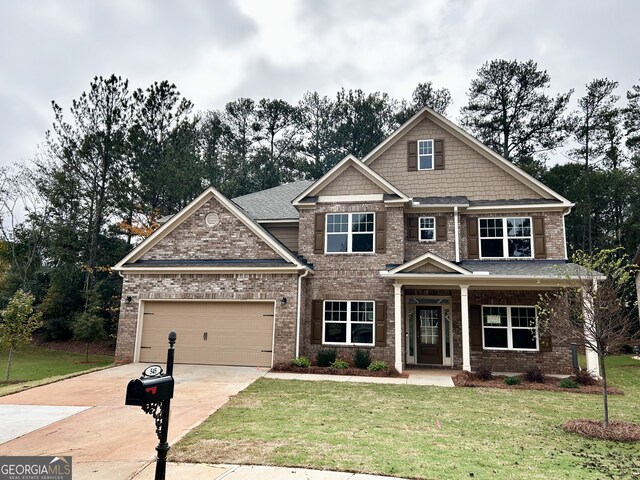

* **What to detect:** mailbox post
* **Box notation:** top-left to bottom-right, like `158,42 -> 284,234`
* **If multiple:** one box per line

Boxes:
125,331 -> 177,480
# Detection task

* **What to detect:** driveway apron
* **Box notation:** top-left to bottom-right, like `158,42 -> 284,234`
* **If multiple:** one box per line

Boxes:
0,363 -> 265,479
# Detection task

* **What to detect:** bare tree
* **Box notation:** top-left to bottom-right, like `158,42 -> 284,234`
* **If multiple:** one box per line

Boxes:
0,162 -> 51,290
538,248 -> 638,427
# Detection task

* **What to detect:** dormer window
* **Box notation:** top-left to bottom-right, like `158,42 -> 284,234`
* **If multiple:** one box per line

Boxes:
418,140 -> 434,170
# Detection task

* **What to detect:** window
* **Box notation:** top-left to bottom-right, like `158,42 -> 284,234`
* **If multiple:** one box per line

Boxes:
419,217 -> 435,242
326,213 -> 374,253
479,217 -> 532,258
324,301 -> 374,345
418,139 -> 434,170
482,306 -> 538,350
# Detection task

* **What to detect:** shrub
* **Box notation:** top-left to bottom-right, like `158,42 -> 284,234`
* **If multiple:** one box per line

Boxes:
560,379 -> 580,389
368,361 -> 388,371
572,369 -> 598,386
316,348 -> 337,367
620,344 -> 634,354
523,365 -> 545,383
331,359 -> 349,369
474,365 -> 493,381
291,357 -> 311,368
353,349 -> 372,369
504,376 -> 521,386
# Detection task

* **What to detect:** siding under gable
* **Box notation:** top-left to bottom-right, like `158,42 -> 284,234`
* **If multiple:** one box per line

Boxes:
369,117 -> 545,200
316,165 -> 385,196
141,197 -> 282,261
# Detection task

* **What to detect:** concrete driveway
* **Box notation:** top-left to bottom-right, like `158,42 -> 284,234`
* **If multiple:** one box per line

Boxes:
0,363 -> 266,479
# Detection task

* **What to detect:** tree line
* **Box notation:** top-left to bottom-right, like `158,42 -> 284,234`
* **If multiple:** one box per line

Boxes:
0,58 -> 638,343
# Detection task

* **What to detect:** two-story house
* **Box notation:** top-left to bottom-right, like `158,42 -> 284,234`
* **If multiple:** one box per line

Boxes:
113,108 -> 598,375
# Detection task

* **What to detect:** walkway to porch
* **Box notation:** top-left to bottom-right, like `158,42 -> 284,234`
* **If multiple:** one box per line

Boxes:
264,369 -> 457,387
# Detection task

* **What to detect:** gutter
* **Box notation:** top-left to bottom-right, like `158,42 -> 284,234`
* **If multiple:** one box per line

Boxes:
295,268 -> 310,358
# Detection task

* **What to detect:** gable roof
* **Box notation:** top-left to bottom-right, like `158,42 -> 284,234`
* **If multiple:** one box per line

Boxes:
113,186 -> 310,272
362,107 -> 573,207
233,180 -> 314,221
387,252 -> 471,275
292,155 -> 410,206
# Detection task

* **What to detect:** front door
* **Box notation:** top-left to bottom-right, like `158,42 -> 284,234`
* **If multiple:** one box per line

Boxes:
416,306 -> 442,364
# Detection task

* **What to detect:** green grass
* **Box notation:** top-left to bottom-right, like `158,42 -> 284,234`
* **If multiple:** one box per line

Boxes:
173,356 -> 640,480
0,344 -> 114,396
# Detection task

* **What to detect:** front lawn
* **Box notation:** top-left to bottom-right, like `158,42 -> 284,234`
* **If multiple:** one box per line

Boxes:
172,356 -> 640,480
0,344 -> 114,395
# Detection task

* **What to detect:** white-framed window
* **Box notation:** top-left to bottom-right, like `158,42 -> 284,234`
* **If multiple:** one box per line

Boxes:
323,300 -> 375,345
418,139 -> 434,170
325,212 -> 375,253
479,217 -> 532,258
482,305 -> 538,351
419,216 -> 436,242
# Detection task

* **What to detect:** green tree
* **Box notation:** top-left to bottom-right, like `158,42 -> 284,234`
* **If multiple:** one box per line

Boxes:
296,91 -> 339,179
0,289 -> 42,381
570,78 -> 620,253
46,75 -> 132,307
460,59 -> 572,175
624,79 -> 640,154
332,88 -> 396,160
395,81 -> 452,124
128,80 -> 201,221
72,312 -> 107,362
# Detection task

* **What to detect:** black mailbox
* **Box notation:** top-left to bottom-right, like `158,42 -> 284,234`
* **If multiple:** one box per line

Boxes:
125,375 -> 174,406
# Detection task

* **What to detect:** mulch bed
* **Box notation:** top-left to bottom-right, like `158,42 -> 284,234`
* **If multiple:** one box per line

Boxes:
271,363 -> 406,378
452,371 -> 624,395
563,420 -> 640,442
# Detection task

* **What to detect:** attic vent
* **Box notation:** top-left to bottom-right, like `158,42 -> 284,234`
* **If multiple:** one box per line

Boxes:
205,212 -> 220,227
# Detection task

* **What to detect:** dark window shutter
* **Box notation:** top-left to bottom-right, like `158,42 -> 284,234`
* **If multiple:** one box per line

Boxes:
375,212 -> 386,254
467,217 -> 479,259
436,216 -> 447,241
375,301 -> 387,346
407,216 -> 418,241
434,139 -> 445,170
470,305 -> 483,351
407,141 -> 417,171
314,213 -> 325,254
533,216 -> 546,259
311,300 -> 323,344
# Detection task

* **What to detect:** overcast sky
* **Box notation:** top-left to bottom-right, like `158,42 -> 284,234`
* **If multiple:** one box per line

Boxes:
1,0 -> 638,168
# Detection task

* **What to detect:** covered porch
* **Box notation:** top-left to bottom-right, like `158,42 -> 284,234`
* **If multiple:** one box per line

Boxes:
381,253 -> 600,375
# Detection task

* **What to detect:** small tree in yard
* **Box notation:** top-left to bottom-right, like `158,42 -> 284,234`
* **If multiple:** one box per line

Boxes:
72,312 -> 107,362
538,248 -> 638,428
0,289 -> 42,381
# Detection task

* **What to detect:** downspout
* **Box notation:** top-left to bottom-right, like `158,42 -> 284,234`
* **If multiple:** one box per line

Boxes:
562,207 -> 572,260
454,206 -> 460,263
295,268 -> 310,358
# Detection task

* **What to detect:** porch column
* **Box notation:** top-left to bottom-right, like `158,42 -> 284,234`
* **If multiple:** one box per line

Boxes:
460,284 -> 471,372
584,279 -> 601,377
394,283 -> 403,373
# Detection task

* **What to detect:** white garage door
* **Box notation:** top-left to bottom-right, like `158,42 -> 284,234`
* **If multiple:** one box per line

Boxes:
138,301 -> 274,367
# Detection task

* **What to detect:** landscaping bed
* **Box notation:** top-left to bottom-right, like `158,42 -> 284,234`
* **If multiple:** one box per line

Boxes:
563,420 -> 640,442
271,362 -> 405,377
452,370 -> 624,395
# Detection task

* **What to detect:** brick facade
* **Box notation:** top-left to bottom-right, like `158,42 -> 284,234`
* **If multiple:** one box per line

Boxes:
142,197 -> 281,261
404,212 -> 456,262
115,273 -> 298,364
298,202 -> 404,364
460,211 -> 566,260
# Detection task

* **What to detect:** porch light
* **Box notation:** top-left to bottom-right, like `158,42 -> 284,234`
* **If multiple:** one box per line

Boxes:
280,297 -> 287,306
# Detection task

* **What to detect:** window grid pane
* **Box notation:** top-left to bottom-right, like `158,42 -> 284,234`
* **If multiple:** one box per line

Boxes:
479,217 -> 532,258
419,216 -> 435,241
324,301 -> 375,345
